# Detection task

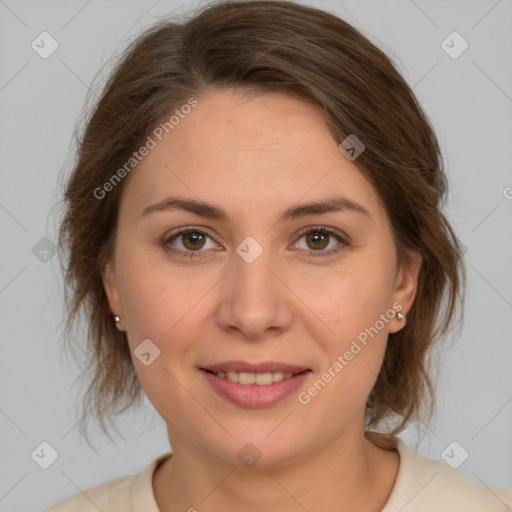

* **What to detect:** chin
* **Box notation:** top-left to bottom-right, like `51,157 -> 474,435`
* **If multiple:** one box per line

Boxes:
204,426 -> 310,469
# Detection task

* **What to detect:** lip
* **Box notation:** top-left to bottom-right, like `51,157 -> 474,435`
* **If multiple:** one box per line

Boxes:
201,360 -> 309,374
200,362 -> 312,408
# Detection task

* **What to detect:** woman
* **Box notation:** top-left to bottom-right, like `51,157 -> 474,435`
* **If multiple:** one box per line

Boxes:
44,0 -> 512,510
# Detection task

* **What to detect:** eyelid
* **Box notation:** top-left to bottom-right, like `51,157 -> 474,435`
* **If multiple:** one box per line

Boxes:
163,226 -> 221,255
166,225 -> 216,240
291,225 -> 348,257
293,224 -> 348,244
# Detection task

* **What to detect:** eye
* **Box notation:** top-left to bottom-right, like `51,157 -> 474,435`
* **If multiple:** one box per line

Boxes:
293,226 -> 347,257
163,228 -> 219,258
163,225 -> 348,259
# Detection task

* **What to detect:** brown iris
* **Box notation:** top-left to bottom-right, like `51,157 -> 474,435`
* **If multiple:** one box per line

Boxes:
306,231 -> 329,250
182,231 -> 206,250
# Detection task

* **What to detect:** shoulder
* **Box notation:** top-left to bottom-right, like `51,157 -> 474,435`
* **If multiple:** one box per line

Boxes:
41,473 -> 134,512
41,452 -> 172,512
371,433 -> 512,512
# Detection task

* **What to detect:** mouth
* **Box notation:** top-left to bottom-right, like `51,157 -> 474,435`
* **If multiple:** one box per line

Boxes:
201,368 -> 308,386
199,361 -> 312,408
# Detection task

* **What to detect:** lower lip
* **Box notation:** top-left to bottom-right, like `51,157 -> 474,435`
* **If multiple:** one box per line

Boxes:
201,369 -> 311,408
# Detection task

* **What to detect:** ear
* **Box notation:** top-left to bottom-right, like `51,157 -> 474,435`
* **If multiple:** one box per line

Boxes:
102,259 -> 126,331
389,248 -> 423,334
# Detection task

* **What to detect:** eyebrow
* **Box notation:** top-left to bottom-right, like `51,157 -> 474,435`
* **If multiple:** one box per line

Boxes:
141,195 -> 371,223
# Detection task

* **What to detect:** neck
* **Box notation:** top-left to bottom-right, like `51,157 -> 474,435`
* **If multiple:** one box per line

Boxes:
153,428 -> 399,512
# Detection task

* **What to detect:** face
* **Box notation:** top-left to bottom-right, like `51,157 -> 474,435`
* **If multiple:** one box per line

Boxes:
103,89 -> 421,466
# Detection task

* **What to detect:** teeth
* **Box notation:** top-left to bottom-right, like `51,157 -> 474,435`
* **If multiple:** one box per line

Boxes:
216,370 -> 298,385
255,372 -> 273,385
238,372 -> 255,385
226,371 -> 239,383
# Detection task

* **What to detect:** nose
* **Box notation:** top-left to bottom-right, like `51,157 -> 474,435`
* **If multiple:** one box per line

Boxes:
214,243 -> 294,341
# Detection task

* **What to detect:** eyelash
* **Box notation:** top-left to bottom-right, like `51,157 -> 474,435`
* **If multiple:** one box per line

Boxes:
162,225 -> 348,259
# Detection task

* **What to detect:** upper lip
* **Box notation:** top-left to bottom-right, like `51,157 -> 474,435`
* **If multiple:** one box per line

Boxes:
201,361 -> 310,374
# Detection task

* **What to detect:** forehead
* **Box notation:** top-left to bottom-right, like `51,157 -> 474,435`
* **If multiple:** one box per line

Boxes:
161,90 -> 335,167
119,89 -> 384,222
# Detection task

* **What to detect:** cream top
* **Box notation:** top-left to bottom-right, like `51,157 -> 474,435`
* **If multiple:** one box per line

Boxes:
42,433 -> 512,511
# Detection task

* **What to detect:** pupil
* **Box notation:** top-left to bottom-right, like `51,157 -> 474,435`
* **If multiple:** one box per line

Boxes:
185,232 -> 204,249
308,231 -> 328,250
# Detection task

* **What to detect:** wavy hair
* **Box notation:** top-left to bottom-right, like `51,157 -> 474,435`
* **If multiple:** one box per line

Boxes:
56,0 -> 465,441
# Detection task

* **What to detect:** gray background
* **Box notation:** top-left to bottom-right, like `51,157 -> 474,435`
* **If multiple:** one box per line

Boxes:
1,0 -> 511,510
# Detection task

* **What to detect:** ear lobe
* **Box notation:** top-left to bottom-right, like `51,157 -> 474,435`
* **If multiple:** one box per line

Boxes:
390,249 -> 423,331
102,260 -> 122,319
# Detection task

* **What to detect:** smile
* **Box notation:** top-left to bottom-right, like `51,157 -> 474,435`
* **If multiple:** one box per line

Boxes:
200,363 -> 312,408
205,369 -> 303,386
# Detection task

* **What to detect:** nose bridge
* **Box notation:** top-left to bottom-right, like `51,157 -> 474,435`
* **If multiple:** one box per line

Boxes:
216,234 -> 291,338
236,237 -> 275,293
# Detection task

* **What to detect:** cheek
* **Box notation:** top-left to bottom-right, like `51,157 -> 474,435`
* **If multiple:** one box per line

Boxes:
302,259 -> 395,339
115,242 -> 213,339
294,260 -> 394,394
115,254 -> 213,423
298,275 -> 392,417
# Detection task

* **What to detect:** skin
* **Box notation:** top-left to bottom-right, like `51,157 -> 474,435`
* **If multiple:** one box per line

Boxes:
103,89 -> 422,512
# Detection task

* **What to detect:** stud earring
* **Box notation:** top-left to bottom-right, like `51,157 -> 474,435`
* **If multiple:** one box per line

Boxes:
397,311 -> 405,321
114,315 -> 120,323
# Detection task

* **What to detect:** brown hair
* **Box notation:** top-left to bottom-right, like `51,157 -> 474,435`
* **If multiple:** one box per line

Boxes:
57,0 -> 465,441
